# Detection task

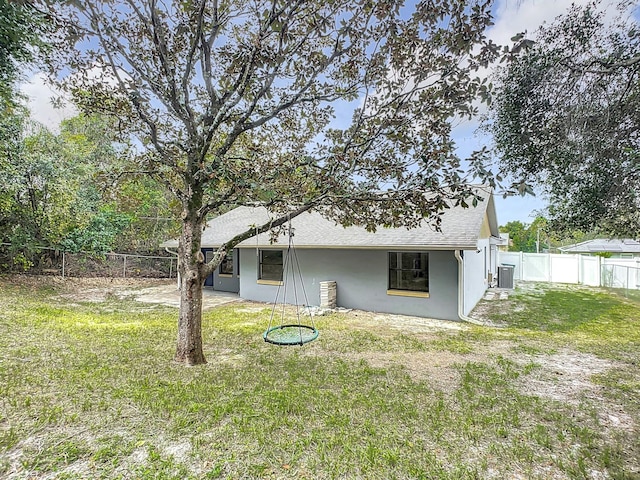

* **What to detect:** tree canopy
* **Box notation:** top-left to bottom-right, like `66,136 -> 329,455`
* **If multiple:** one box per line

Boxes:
486,0 -> 640,237
499,217 -> 548,253
0,0 -> 51,257
0,0 -> 48,109
0,112 -> 177,270
39,0 -> 503,364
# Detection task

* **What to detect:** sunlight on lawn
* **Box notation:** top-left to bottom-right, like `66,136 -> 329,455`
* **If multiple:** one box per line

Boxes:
0,277 -> 638,479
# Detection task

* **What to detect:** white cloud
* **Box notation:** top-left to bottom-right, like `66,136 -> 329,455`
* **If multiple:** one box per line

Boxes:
19,72 -> 77,132
489,0 -> 623,45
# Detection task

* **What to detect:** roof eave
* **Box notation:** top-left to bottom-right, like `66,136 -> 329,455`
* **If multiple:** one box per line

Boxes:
234,243 -> 479,251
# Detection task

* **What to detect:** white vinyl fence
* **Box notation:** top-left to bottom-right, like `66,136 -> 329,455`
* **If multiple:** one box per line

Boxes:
498,252 -> 640,290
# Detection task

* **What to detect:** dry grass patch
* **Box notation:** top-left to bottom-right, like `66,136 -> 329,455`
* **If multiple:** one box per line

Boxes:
1,276 -> 639,479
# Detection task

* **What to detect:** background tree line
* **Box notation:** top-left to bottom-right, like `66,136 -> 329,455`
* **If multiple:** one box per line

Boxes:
498,216 -> 603,253
0,1 -> 178,271
0,111 -> 179,270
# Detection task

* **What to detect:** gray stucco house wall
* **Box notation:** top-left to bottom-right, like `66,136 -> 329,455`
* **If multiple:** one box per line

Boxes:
239,248 -> 460,320
462,239 -> 490,316
202,248 -> 240,293
160,188 -> 501,322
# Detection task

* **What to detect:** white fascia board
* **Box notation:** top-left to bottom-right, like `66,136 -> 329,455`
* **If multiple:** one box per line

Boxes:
235,244 -> 477,251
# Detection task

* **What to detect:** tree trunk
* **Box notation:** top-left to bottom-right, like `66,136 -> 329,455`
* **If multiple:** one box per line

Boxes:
174,215 -> 207,365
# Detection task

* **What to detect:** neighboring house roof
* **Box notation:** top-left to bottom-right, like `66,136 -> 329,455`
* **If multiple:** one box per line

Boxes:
161,192 -> 499,251
559,239 -> 640,254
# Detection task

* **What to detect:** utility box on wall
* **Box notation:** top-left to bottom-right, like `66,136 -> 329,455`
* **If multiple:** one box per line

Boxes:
498,265 -> 514,289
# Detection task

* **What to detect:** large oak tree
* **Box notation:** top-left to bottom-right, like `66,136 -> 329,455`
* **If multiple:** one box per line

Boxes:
39,0 -> 501,365
486,0 -> 640,237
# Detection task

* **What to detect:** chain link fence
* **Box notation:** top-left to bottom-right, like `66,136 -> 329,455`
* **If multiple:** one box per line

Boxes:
0,244 -> 177,279
601,263 -> 640,301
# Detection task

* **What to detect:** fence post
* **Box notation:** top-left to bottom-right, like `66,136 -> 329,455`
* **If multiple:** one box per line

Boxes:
169,258 -> 173,279
627,266 -> 631,297
596,256 -> 601,287
519,251 -> 524,280
62,252 -> 65,278
123,255 -> 127,278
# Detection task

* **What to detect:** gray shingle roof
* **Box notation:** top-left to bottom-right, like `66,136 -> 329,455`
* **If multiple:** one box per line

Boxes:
559,239 -> 640,254
161,193 -> 498,250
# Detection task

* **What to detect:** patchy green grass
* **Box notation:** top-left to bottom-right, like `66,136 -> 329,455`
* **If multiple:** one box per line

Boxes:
0,277 -> 638,479
607,286 -> 640,304
477,284 -> 640,360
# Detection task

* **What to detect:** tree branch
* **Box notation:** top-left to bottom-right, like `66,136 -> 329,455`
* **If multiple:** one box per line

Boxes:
203,199 -> 322,277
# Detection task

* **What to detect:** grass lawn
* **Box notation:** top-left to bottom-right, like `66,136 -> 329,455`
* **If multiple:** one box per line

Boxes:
0,276 -> 638,479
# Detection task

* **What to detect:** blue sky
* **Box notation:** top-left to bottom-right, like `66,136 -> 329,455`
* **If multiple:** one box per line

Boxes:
21,0 -> 618,227
452,119 -> 547,226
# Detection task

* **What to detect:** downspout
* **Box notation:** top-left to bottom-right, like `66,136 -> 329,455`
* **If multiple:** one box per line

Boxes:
165,247 -> 180,289
454,250 -> 485,326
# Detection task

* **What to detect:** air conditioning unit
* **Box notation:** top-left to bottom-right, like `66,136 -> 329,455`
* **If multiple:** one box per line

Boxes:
498,266 -> 514,289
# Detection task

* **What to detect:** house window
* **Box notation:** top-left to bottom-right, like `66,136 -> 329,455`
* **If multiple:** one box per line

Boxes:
219,251 -> 234,275
259,250 -> 283,282
388,252 -> 429,293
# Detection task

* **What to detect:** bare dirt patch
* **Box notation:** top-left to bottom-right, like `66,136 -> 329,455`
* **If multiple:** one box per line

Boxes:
35,276 -> 242,309
52,277 -> 176,303
470,297 -> 512,326
518,351 -> 635,431
351,350 -> 472,389
522,351 -> 614,403
5,274 -> 167,291
342,309 -> 469,336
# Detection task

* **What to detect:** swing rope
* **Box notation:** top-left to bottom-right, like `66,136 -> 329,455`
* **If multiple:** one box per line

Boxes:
263,216 -> 318,346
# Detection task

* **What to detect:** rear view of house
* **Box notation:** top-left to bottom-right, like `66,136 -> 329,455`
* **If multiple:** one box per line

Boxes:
162,194 -> 501,321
